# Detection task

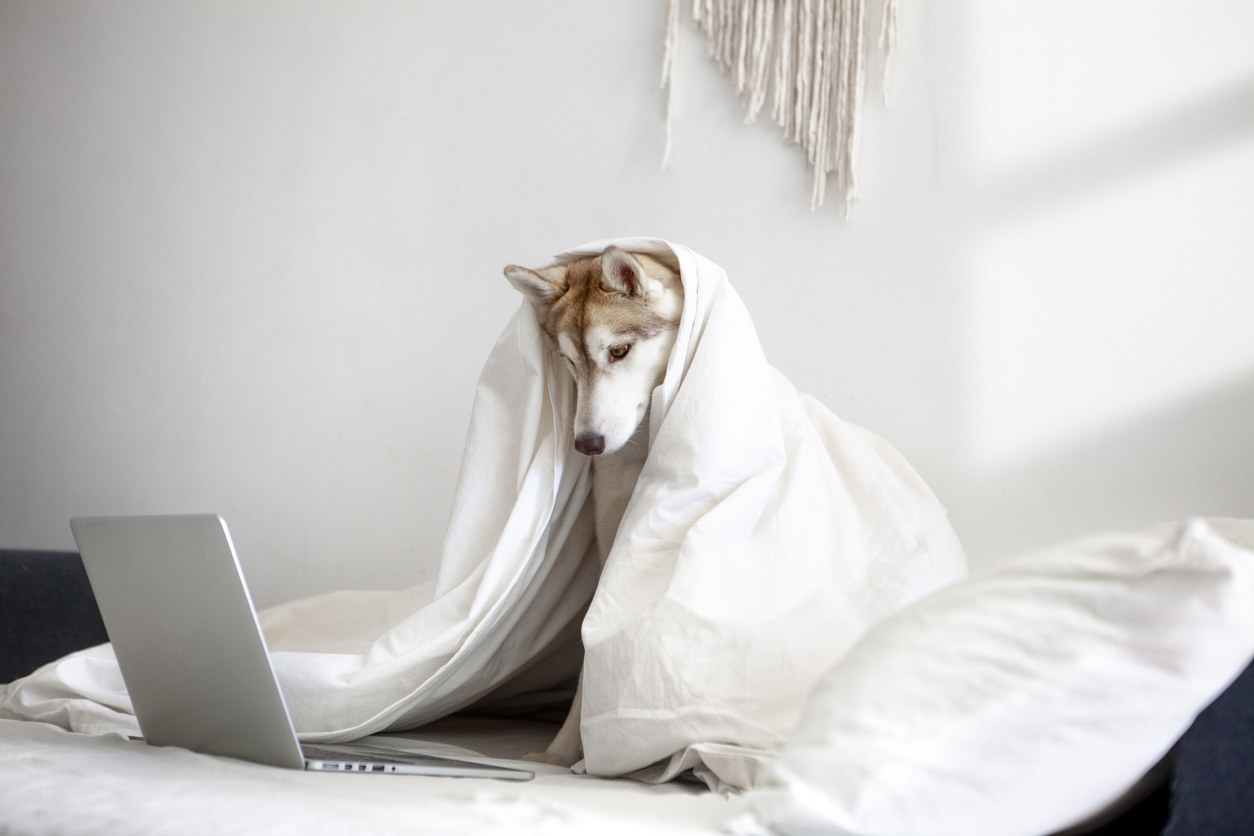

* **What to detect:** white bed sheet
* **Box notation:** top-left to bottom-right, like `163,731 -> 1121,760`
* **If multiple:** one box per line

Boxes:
0,715 -> 745,836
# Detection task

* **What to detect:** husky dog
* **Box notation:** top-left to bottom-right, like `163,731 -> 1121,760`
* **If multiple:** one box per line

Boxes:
504,246 -> 684,767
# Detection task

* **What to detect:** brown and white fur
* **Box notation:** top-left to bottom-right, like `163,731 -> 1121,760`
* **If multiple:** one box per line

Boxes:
504,246 -> 683,767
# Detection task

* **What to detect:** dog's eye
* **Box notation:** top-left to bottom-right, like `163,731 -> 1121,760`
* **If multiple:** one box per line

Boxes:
608,344 -> 631,362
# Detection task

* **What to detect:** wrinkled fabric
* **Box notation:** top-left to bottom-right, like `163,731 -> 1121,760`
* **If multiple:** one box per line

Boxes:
2,239 -> 966,788
748,518 -> 1254,836
0,718 -> 742,836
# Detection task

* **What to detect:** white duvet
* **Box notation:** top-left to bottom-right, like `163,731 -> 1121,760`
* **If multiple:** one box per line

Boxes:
2,238 -> 966,790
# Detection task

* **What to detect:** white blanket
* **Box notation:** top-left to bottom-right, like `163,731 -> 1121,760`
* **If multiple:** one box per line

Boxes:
0,717 -> 744,836
2,239 -> 966,790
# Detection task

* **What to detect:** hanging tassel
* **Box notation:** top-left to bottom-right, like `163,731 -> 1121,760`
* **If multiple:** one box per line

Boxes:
661,0 -> 680,169
880,0 -> 898,105
663,0 -> 893,213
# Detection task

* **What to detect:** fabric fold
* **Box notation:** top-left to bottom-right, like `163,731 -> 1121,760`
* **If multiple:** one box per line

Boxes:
2,238 -> 966,788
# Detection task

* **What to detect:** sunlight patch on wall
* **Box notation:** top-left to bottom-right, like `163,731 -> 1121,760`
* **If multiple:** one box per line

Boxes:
958,0 -> 1254,473
965,0 -> 1254,179
964,139 -> 1254,472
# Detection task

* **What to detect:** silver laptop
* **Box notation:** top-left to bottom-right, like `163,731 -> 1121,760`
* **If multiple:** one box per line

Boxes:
70,514 -> 532,780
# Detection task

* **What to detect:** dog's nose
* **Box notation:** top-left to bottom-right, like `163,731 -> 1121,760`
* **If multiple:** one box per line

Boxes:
574,433 -> 606,456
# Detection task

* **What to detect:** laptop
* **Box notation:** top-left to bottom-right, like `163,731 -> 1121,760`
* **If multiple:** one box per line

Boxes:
70,514 -> 532,780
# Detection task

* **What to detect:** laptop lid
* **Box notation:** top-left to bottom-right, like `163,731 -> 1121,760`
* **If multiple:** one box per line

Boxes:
71,514 -> 306,769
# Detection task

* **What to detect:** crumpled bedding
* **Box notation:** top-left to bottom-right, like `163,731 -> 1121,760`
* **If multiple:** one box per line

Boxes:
0,717 -> 743,836
1,238 -> 966,790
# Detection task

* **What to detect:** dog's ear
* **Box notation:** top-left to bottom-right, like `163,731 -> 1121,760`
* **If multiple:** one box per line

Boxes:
600,246 -> 646,298
504,264 -> 567,309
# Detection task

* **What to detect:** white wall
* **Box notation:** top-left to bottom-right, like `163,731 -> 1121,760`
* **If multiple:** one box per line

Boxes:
2,1 -> 1251,609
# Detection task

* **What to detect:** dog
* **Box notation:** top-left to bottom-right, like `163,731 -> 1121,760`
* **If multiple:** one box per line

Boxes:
504,245 -> 684,767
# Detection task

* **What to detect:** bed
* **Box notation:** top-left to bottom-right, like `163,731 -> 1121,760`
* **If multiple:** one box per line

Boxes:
3,543 -> 1251,836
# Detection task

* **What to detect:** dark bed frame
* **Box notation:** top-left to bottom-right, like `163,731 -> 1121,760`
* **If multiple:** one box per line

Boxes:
1,549 -> 1248,835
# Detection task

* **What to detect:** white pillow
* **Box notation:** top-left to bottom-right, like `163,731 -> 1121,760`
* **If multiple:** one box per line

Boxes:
746,518 -> 1254,836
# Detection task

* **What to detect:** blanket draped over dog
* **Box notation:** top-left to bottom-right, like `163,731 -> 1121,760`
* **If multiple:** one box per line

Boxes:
1,239 -> 966,790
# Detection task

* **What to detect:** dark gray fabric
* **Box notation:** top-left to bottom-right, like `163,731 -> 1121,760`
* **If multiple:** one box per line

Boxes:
1076,779 -> 1170,836
1163,658 -> 1254,836
0,550 -> 109,683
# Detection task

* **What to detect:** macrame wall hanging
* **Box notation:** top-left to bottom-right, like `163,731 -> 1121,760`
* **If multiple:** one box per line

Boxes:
662,0 -> 899,214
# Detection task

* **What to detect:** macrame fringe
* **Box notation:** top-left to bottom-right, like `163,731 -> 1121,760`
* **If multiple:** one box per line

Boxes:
879,0 -> 898,105
663,0 -> 899,214
661,0 -> 681,170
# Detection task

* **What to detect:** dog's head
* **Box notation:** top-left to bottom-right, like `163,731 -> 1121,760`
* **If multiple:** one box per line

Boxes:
505,246 -> 683,457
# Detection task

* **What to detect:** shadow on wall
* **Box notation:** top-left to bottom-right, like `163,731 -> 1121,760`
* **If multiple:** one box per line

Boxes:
955,371 -> 1254,567
939,10 -> 1254,566
971,75 -> 1254,223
